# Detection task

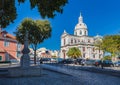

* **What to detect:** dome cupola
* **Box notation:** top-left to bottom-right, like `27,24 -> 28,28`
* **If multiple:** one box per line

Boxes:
74,12 -> 88,36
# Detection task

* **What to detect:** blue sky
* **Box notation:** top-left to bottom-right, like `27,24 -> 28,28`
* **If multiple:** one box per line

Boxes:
6,0 -> 120,50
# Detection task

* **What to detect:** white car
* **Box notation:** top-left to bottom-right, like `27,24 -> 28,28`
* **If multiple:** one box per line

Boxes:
114,61 -> 120,67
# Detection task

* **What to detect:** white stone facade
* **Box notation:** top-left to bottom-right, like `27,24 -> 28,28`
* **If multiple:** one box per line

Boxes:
60,13 -> 103,60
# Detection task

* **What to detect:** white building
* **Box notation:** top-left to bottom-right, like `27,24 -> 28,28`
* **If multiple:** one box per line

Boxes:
30,47 -> 60,58
60,13 -> 103,60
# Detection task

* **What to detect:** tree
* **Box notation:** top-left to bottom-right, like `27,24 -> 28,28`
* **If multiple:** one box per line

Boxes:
0,0 -> 17,28
15,18 -> 51,64
103,55 -> 112,60
0,0 -> 68,28
67,47 -> 81,59
18,0 -> 68,18
102,35 -> 120,61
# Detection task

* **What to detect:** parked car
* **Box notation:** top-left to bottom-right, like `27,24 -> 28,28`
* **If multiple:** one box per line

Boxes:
41,58 -> 51,63
83,60 -> 95,66
58,59 -> 74,64
94,60 -> 101,67
114,61 -> 120,67
51,58 -> 57,62
95,60 -> 114,67
74,58 -> 83,65
102,60 -> 114,67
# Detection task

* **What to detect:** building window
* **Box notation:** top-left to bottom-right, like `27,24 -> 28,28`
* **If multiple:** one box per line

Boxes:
93,54 -> 95,58
75,32 -> 77,35
99,54 -> 101,58
80,30 -> 82,35
99,49 -> 100,53
85,31 -> 86,35
0,56 -> 2,61
88,39 -> 90,43
4,40 -> 9,47
83,47 -> 85,51
93,48 -> 95,52
64,39 -> 65,45
75,39 -> 76,43
83,53 -> 85,58
71,39 -> 73,44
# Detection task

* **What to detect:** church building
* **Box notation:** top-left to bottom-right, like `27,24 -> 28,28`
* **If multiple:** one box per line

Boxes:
60,13 -> 103,60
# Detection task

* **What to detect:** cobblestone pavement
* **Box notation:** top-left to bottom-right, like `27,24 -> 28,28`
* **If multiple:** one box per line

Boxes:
0,64 -> 120,85
0,68 -> 120,85
0,69 -> 84,85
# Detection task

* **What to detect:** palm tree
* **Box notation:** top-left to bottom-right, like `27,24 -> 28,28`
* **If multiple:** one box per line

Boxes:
15,18 -> 51,64
67,47 -> 81,59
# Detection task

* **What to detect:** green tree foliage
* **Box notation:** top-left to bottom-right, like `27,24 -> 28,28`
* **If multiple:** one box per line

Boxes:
103,55 -> 112,60
15,18 -> 51,64
102,35 -> 120,58
0,0 -> 17,28
67,47 -> 81,59
0,0 -> 67,28
18,0 -> 68,18
94,38 -> 103,51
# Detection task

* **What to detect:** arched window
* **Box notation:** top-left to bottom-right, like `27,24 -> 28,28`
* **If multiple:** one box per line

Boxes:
64,39 -> 65,45
93,54 -> 95,58
83,47 -> 85,51
71,39 -> 73,44
80,30 -> 82,35
83,53 -> 85,58
75,32 -> 77,35
75,39 -> 76,43
88,39 -> 90,43
93,48 -> 95,52
85,31 -> 86,35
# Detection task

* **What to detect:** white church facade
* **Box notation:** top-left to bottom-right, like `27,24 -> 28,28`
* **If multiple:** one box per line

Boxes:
60,13 -> 103,60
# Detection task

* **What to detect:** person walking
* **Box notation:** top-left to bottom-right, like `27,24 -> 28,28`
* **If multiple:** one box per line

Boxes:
39,58 -> 43,64
101,59 -> 104,69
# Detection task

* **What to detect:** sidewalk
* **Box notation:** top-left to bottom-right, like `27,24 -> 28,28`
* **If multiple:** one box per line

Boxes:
0,68 -> 83,85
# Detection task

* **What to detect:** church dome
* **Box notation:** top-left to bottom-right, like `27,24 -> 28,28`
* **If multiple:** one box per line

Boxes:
75,23 -> 87,30
75,13 -> 87,30
94,34 -> 103,39
74,13 -> 88,36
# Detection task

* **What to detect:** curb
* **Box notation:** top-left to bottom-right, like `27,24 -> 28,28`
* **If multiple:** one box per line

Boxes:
42,64 -> 120,77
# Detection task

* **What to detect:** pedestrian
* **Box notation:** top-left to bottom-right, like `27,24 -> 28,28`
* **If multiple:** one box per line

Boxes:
101,60 -> 104,69
40,58 -> 43,64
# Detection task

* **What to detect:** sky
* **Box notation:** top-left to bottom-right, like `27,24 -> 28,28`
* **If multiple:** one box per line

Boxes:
5,0 -> 120,50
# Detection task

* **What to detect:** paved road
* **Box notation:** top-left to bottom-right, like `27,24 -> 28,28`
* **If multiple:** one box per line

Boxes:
0,68 -> 120,85
0,64 -> 120,85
